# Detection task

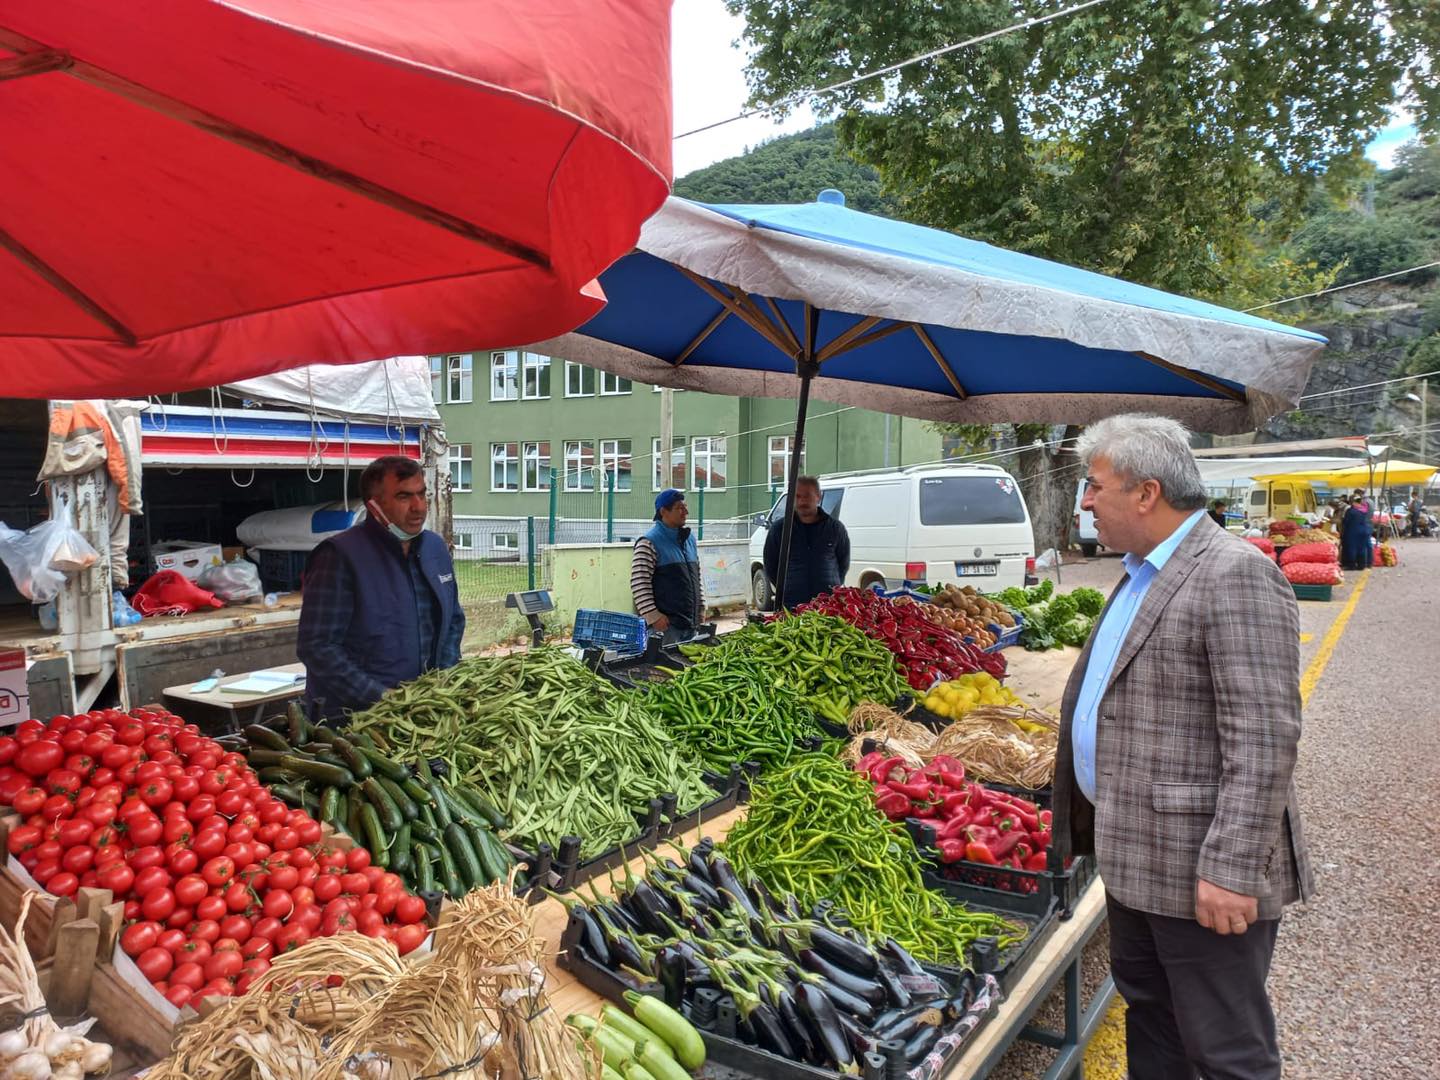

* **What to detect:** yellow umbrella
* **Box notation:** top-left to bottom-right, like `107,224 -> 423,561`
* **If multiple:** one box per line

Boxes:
1252,460 -> 1437,487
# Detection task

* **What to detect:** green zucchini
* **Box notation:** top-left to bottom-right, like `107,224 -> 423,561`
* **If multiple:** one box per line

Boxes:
439,786 -> 486,828
379,776 -> 419,822
306,725 -> 341,745
417,801 -> 438,830
329,737 -> 372,780
400,776 -> 431,805
434,839 -> 464,898
469,823 -> 514,886
320,786 -> 344,828
358,803 -> 388,868
243,724 -> 291,752
361,777 -> 404,832
388,824 -> 413,875
454,786 -> 508,830
358,746 -> 411,783
243,748 -> 293,768
411,841 -> 436,893
278,754 -> 354,787
415,756 -> 435,783
285,701 -> 310,746
409,819 -> 441,845
443,822 -> 483,891
257,766 -> 304,787
428,782 -> 453,829
269,783 -> 308,806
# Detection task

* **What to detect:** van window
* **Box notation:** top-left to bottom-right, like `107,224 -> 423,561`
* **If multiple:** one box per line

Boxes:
918,476 -> 1025,526
1250,489 -> 1267,509
1273,488 -> 1292,508
769,487 -> 844,525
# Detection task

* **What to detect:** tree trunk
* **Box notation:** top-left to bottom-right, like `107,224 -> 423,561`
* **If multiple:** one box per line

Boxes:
1013,424 -> 1083,556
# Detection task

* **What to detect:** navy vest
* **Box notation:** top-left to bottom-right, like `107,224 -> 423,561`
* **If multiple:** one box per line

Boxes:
306,517 -> 458,716
643,521 -> 702,630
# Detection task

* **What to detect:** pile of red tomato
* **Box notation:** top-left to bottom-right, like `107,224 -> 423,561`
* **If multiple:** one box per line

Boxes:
0,707 -> 429,1009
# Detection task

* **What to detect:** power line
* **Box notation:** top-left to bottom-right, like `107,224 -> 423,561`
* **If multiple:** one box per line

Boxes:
1245,262 -> 1440,312
1299,368 -> 1440,401
675,0 -> 1113,140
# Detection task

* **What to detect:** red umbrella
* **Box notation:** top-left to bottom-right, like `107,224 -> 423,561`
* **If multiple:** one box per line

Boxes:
0,0 -> 673,398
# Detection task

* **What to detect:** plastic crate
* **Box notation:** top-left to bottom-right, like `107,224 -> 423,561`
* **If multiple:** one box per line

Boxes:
572,608 -> 648,656
984,609 -> 1025,651
1291,583 -> 1334,602
256,548 -> 307,592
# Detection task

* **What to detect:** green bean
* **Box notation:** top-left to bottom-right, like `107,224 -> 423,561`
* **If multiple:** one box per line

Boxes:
722,754 -> 1025,966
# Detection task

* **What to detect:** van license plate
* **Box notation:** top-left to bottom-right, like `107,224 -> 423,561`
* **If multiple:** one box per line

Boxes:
955,562 -> 998,576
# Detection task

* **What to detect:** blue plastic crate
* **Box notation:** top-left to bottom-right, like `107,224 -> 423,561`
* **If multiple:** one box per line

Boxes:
984,609 -> 1024,652
572,609 -> 648,656
871,583 -> 935,603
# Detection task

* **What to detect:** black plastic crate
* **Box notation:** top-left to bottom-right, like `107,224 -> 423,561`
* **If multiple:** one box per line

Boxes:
256,547 -> 307,592
557,912 -> 1005,1080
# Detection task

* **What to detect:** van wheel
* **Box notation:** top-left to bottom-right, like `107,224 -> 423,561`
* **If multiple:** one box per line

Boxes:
751,566 -> 773,610
1081,543 -> 1098,558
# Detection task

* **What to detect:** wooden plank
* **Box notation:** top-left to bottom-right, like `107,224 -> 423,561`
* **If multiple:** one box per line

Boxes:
47,918 -> 100,1020
96,902 -> 124,961
41,895 -> 75,959
85,963 -> 178,1064
76,886 -> 113,923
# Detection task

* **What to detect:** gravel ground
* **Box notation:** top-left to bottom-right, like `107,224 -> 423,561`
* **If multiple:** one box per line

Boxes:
985,539 -> 1440,1078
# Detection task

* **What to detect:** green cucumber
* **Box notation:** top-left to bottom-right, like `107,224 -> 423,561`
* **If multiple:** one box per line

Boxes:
409,819 -> 441,845
306,725 -> 341,744
454,786 -> 508,830
285,702 -> 310,746
347,730 -> 377,750
411,841 -> 436,893
439,786 -> 486,828
243,724 -> 291,752
415,756 -> 435,783
243,748 -> 293,768
428,782 -> 453,829
433,839 -> 464,898
257,767 -> 303,787
358,803 -> 388,868
358,746 -> 411,783
361,777 -> 404,832
279,755 -> 355,788
269,783 -> 308,806
443,822 -> 484,891
320,786 -> 344,828
329,737 -> 372,780
378,776 -> 419,822
400,776 -> 431,805
417,801 -> 438,830
469,823 -> 513,886
388,824 -> 413,875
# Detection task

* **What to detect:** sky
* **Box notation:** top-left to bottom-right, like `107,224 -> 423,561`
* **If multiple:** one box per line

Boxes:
671,0 -> 1420,178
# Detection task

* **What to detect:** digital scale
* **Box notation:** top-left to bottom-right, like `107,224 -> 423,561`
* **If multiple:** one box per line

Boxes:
505,589 -> 554,647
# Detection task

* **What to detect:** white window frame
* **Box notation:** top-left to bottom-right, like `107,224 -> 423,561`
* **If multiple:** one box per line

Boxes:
563,439 -> 597,492
492,531 -> 520,553
453,532 -> 475,551
489,351 -> 518,402
652,436 -> 688,492
690,436 -> 727,492
446,354 -> 473,404
522,441 -> 552,491
429,356 -> 444,404
448,443 -> 473,493
564,362 -> 596,398
521,352 -> 551,400
490,441 -> 519,492
768,435 -> 804,488
600,371 -> 632,396
600,438 -> 633,493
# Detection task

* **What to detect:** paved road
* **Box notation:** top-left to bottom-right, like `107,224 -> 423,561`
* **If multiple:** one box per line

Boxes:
990,537 -> 1440,1078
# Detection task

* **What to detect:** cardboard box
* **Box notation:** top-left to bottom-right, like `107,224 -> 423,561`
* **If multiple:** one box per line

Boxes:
151,540 -> 223,582
0,649 -> 28,728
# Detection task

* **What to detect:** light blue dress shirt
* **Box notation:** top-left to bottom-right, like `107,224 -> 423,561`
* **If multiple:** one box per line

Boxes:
1072,509 -> 1207,803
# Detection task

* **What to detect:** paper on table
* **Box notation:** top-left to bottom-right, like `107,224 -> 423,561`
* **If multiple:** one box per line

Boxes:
221,670 -> 305,694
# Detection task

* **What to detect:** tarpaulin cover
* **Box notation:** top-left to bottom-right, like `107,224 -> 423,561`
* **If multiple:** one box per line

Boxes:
0,0 -> 673,398
225,357 -> 440,425
1252,460 -> 1439,487
539,195 -> 1329,434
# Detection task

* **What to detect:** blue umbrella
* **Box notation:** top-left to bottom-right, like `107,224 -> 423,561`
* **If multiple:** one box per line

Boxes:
537,192 -> 1327,606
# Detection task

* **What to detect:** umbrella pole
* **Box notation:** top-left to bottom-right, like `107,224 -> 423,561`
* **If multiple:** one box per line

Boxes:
772,366 -> 815,610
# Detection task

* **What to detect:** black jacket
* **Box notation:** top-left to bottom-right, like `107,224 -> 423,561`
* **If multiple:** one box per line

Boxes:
763,508 -> 850,609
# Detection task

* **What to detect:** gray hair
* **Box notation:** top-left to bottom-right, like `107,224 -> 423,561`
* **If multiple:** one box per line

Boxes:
1076,414 -> 1208,511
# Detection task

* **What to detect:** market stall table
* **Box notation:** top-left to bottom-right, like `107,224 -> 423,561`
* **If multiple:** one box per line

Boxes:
161,661 -> 305,733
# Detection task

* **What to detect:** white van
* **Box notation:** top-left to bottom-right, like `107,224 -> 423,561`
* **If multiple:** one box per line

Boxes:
748,463 -> 1036,607
1072,479 -> 1099,558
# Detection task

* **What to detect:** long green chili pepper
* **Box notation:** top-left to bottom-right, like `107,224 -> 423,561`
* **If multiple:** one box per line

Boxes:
721,754 -> 1025,966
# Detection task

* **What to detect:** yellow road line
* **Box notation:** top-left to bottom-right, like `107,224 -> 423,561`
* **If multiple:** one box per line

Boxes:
1299,632 -> 1314,644
1083,571 -> 1370,1077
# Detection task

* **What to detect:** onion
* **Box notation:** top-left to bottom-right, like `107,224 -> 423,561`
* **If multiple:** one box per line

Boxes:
0,1029 -> 29,1060
6,1048 -> 51,1079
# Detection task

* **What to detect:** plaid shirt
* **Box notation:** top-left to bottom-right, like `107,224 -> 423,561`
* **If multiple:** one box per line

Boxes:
299,532 -> 463,711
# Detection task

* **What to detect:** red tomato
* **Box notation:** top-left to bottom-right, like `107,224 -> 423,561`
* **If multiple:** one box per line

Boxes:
95,862 -> 135,896
100,743 -> 135,769
136,945 -> 174,982
59,730 -> 87,754
312,873 -> 342,903
260,889 -> 293,920
188,918 -> 221,943
115,721 -> 145,746
166,905 -> 195,930
81,731 -> 111,758
197,980 -> 234,1000
264,864 -> 297,892
11,786 -> 46,816
185,795 -> 217,824
93,844 -> 125,870
117,760 -> 141,786
361,865 -> 385,888
223,842 -> 255,867
357,909 -> 385,937
377,873 -> 404,894
142,733 -> 173,758
127,844 -> 165,870
257,800 -> 288,825
204,950 -> 244,981
0,736 -> 16,767
156,927 -> 186,953
132,865 -> 172,898
291,903 -> 322,934
81,801 -> 117,828
171,775 -> 200,803
275,924 -> 311,953
175,938 -> 212,965
254,822 -> 281,846
201,856 -> 236,887
191,829 -> 226,861
271,827 -> 299,852
287,846 -> 315,869
199,770 -> 228,796
57,819 -> 93,848
88,767 -> 116,788
120,920 -> 160,957
241,935 -> 274,961
394,923 -> 428,956
6,823 -> 41,855
372,888 -> 399,918
140,888 -> 176,922
170,961 -> 205,991
16,739 -> 64,778
321,905 -> 356,936
138,778 -> 172,808
174,874 -> 208,907
295,865 -> 316,888
295,819 -> 323,846
46,870 -> 80,897
34,839 -> 62,864
126,814 -> 163,847
61,845 -> 94,875
30,860 -> 61,886
42,794 -> 76,820
224,881 -> 252,912
162,816 -> 193,845
0,771 -> 28,805
166,845 -> 199,877
123,899 -> 141,921
215,790 -> 246,817
195,895 -> 228,922
164,984 -> 194,1008
219,914 -> 252,942
339,873 -> 370,897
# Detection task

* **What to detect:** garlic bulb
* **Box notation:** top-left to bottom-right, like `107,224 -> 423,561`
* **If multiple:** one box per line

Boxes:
0,1029 -> 29,1061
78,1041 -> 112,1075
6,1048 -> 51,1079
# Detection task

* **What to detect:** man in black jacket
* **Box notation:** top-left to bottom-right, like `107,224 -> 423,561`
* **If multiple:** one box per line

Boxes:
763,476 -> 850,609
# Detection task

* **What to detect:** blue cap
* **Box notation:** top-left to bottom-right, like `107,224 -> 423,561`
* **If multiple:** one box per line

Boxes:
654,488 -> 685,514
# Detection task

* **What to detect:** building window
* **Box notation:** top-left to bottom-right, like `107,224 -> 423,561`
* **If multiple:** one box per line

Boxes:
490,351 -> 518,401
691,436 -> 727,491
564,362 -> 596,397
453,532 -> 474,551
564,440 -> 597,491
446,354 -> 472,404
600,371 -> 632,396
601,439 -> 633,492
492,531 -> 520,553
522,441 -> 552,491
448,443 -> 472,492
652,437 -> 688,491
490,442 -> 519,491
429,356 -> 444,404
768,436 -> 804,487
522,353 -> 551,399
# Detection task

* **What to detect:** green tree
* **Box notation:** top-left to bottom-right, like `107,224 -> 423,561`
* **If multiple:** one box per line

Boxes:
725,0 -> 1439,547
1292,212 -> 1432,285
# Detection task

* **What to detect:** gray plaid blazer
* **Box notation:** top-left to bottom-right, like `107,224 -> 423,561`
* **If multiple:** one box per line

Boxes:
1054,516 -> 1314,920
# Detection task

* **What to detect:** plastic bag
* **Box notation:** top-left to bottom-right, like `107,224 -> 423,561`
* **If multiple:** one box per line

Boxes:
0,500 -> 98,602
131,571 -> 224,616
197,557 -> 263,603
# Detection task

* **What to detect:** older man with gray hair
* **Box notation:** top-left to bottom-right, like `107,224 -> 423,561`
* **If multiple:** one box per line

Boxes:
1055,414 -> 1312,1080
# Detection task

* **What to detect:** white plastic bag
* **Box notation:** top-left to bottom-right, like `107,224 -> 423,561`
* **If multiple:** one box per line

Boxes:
198,557 -> 263,603
48,501 -> 100,573
0,502 -> 100,603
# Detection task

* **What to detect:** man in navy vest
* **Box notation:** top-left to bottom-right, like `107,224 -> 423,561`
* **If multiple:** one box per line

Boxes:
630,488 -> 704,634
297,455 -> 464,721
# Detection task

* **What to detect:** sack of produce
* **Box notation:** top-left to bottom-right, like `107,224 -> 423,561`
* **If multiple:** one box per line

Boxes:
1282,561 -> 1342,586
1279,541 -> 1338,566
1244,536 -> 1276,558
1268,519 -> 1299,537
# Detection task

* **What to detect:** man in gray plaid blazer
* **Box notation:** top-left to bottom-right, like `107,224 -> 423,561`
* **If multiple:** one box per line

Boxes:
1054,415 -> 1313,1080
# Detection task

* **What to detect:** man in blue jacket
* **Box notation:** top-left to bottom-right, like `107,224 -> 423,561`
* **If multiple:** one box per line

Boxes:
763,476 -> 850,608
631,488 -> 704,634
297,455 -> 464,721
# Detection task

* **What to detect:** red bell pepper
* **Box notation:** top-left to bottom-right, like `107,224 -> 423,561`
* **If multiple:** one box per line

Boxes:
857,750 -> 887,776
939,791 -> 970,817
1022,851 -> 1049,871
937,839 -> 967,863
1030,827 -> 1052,849
964,841 -> 999,865
867,755 -> 906,785
889,779 -> 936,802
993,828 -> 1028,859
936,812 -> 973,840
875,791 -> 913,820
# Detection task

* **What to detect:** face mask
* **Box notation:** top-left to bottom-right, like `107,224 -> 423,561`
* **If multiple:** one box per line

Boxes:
368,499 -> 422,542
